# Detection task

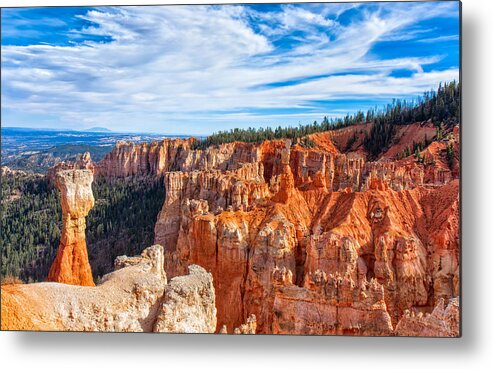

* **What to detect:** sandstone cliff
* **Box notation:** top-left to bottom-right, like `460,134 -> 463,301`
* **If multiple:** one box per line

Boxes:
47,169 -> 95,286
142,123 -> 459,336
8,122 -> 457,336
1,245 -> 216,332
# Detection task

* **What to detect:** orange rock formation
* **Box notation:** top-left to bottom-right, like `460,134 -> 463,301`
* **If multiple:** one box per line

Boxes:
395,298 -> 460,337
94,122 -> 460,336
47,169 -> 95,286
2,245 -> 216,332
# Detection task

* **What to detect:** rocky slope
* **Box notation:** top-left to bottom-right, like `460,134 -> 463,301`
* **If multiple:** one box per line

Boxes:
1,245 -> 216,332
92,122 -> 460,336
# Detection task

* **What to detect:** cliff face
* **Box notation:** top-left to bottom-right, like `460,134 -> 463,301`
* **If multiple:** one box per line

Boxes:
96,139 -> 262,177
47,169 -> 95,286
24,122 -> 458,336
1,245 -> 216,332
121,124 -> 456,336
147,124 -> 460,336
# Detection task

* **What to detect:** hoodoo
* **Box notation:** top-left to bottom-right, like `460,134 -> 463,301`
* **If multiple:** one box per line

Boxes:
86,122 -> 461,335
47,169 -> 95,286
2,122 -> 459,336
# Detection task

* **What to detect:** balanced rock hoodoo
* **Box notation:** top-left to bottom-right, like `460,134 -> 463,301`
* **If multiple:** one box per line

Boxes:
47,169 -> 95,286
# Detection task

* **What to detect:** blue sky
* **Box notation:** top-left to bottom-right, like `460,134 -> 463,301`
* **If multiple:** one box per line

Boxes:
1,1 -> 460,135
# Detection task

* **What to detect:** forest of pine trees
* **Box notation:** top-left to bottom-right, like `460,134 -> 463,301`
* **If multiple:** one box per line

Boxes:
86,176 -> 165,278
1,173 -> 60,282
1,173 -> 165,282
191,81 -> 460,156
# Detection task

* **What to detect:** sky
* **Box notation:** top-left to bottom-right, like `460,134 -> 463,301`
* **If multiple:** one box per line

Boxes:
1,1 -> 460,135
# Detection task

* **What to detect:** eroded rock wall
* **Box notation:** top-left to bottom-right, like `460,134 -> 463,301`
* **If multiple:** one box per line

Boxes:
146,124 -> 460,336
41,122 -> 458,336
96,139 -> 262,177
5,122 -> 458,335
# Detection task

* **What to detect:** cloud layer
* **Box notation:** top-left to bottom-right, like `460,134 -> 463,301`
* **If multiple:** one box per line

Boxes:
1,2 -> 460,134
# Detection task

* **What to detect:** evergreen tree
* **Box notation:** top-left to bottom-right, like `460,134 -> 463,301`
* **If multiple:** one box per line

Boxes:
191,81 -> 460,151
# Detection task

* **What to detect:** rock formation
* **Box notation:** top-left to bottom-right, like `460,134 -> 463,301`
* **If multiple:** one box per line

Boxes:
47,152 -> 95,185
88,122 -> 460,336
153,264 -> 217,333
219,315 -> 257,334
395,298 -> 460,337
47,169 -> 95,286
1,245 -> 216,332
233,314 -> 257,334
4,122 -> 459,336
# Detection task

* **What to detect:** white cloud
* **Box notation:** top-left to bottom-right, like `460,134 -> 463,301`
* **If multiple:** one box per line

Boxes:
418,34 -> 460,43
1,3 -> 459,134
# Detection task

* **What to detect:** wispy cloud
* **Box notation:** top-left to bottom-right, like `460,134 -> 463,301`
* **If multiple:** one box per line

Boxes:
417,34 -> 459,43
1,2 -> 460,134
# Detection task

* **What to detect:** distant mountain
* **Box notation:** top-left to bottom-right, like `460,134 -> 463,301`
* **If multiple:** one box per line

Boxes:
84,127 -> 112,132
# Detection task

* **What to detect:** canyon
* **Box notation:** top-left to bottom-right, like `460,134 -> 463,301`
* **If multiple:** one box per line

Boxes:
1,121 -> 460,336
97,121 -> 461,336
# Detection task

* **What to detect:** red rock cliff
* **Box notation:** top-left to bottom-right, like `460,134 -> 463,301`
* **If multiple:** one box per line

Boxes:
94,122 -> 460,336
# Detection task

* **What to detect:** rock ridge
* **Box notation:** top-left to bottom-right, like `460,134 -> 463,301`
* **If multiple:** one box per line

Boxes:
1,245 -> 217,332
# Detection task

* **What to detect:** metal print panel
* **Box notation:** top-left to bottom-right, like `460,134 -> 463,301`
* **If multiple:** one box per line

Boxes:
0,1 -> 461,336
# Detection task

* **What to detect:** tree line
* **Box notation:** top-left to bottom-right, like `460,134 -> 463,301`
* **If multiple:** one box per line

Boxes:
191,81 -> 460,155
363,81 -> 460,159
